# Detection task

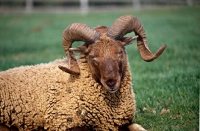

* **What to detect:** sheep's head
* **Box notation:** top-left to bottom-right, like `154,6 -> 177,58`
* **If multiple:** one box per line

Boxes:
86,32 -> 135,93
58,15 -> 166,93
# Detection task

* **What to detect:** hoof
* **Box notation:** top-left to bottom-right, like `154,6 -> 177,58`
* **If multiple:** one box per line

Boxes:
128,123 -> 147,131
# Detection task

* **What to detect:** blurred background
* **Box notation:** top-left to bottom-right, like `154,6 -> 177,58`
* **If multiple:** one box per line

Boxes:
0,0 -> 199,13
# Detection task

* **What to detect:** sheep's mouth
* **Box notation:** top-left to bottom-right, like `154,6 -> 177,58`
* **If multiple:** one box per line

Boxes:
102,84 -> 120,93
101,79 -> 120,93
108,88 -> 119,93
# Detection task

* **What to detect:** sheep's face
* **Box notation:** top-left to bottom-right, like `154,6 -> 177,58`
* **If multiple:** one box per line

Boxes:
87,37 -> 128,93
60,26 -> 137,93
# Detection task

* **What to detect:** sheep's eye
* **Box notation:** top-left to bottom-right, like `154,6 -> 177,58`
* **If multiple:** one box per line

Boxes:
89,55 -> 98,65
93,58 -> 99,65
116,51 -> 123,59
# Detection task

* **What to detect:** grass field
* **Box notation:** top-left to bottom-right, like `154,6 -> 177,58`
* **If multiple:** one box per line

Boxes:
0,6 -> 199,131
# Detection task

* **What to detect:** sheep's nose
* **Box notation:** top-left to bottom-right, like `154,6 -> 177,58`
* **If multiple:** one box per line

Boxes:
106,79 -> 116,89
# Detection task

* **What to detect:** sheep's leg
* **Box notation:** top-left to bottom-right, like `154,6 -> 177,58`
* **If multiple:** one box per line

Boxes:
128,123 -> 147,131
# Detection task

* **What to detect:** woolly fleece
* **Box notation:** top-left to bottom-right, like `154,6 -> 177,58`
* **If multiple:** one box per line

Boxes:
0,54 -> 136,131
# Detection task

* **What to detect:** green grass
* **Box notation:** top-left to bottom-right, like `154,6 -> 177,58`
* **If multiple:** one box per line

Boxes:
0,6 -> 199,131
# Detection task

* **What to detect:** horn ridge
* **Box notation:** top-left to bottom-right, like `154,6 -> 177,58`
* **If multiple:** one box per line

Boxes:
107,15 -> 166,62
59,23 -> 100,75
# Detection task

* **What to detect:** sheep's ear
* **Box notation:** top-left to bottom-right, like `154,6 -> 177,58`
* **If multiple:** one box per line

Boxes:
59,45 -> 88,75
69,45 -> 88,53
122,35 -> 138,46
58,50 -> 80,75
58,45 -> 87,75
58,65 -> 80,75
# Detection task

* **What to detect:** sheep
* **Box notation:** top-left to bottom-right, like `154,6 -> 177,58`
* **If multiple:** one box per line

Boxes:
0,15 -> 166,131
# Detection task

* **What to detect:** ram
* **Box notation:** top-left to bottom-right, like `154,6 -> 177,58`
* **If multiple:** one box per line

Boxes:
0,15 -> 166,131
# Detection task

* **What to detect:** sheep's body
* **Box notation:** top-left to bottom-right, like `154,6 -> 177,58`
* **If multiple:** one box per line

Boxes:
0,14 -> 167,131
0,53 -> 136,131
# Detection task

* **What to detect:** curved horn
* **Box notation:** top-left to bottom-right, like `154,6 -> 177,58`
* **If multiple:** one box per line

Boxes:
58,23 -> 100,75
107,15 -> 166,62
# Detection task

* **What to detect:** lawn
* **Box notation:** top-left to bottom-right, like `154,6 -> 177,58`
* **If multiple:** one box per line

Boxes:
0,6 -> 199,131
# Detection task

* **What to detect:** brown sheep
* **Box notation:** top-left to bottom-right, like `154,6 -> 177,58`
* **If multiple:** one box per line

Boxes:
0,15 -> 166,131
58,14 -> 166,130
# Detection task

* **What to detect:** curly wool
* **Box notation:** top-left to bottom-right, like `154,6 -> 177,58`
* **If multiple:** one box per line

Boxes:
0,54 -> 136,131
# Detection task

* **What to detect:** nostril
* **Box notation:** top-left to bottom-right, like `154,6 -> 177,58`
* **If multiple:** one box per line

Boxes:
106,79 -> 116,88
